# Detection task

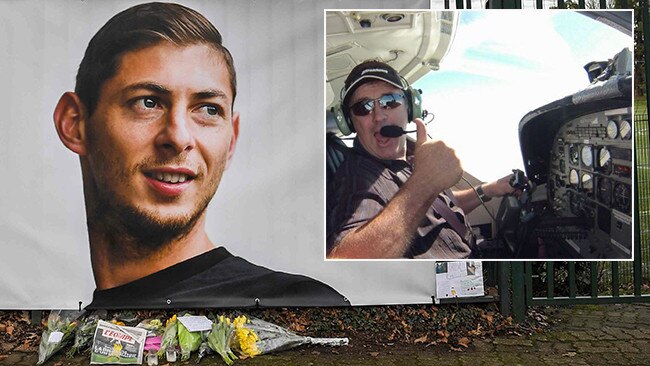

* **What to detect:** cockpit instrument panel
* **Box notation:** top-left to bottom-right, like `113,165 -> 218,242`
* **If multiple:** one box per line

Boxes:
547,108 -> 632,258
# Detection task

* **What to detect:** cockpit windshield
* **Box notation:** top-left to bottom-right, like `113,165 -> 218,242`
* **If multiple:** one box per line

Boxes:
412,11 -> 631,182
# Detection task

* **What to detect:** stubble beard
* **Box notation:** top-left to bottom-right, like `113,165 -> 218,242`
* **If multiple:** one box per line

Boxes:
86,153 -> 225,263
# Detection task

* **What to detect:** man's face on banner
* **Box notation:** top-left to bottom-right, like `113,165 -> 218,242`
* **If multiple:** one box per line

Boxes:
83,42 -> 239,238
349,81 -> 408,160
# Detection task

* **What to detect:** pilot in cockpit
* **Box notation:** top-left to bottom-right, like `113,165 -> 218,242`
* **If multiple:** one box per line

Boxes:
326,60 -> 520,259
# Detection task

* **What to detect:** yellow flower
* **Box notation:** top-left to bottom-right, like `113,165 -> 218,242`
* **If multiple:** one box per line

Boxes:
232,315 -> 249,329
232,318 -> 260,358
166,314 -> 177,327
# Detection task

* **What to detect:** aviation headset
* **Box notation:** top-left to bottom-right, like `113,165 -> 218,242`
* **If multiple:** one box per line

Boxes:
331,61 -> 424,136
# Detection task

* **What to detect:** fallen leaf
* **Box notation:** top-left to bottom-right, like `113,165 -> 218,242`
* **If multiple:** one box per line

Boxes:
311,351 -> 321,356
562,352 -> 577,357
15,340 -> 31,352
469,324 -> 483,336
457,337 -> 471,348
6,325 -> 14,336
294,324 -> 306,332
414,335 -> 428,344
20,311 -> 30,323
54,362 -> 63,366
370,352 -> 379,357
450,346 -> 463,352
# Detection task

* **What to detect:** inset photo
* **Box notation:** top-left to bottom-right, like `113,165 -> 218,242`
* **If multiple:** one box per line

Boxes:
325,10 -> 633,260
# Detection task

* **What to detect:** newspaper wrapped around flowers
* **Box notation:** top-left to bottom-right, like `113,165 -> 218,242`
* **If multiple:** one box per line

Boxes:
231,315 -> 349,358
37,310 -> 83,365
66,311 -> 106,357
90,320 -> 147,364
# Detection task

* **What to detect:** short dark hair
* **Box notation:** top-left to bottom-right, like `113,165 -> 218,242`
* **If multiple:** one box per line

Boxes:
75,2 -> 237,116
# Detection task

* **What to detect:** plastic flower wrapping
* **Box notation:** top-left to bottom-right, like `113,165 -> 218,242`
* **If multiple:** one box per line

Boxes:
207,315 -> 238,365
37,310 -> 83,365
135,318 -> 164,337
156,315 -> 179,359
206,314 -> 351,364
233,316 -> 349,356
66,310 -> 106,358
177,313 -> 205,362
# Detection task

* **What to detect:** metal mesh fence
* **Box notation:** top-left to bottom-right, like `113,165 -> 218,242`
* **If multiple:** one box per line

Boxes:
634,112 -> 650,288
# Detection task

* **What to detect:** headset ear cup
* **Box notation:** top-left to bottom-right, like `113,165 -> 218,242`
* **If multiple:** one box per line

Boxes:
331,105 -> 354,136
408,87 -> 423,121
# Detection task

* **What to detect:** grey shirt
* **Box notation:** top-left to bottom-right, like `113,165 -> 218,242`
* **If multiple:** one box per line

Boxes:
327,138 -> 473,259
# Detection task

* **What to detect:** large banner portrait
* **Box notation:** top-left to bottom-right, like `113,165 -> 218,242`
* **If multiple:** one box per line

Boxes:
0,1 -> 633,309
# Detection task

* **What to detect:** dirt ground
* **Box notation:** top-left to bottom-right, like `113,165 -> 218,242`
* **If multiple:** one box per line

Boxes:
3,303 -> 650,365
0,302 -> 547,365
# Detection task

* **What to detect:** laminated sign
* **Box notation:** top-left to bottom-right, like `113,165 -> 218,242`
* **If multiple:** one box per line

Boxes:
91,320 -> 147,364
435,261 -> 484,301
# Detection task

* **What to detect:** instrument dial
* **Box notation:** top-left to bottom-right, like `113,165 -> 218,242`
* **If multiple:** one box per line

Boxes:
569,144 -> 579,165
581,145 -> 593,167
619,120 -> 632,140
581,173 -> 593,193
606,120 -> 618,139
569,169 -> 579,187
613,183 -> 631,213
598,147 -> 612,174
598,147 -> 610,167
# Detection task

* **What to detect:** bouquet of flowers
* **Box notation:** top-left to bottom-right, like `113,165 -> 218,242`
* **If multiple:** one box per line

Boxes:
135,318 -> 164,337
231,316 -> 349,357
177,313 -> 204,362
37,310 -> 83,365
156,315 -> 179,359
207,316 -> 237,365
207,315 -> 348,365
230,316 -> 261,358
66,311 -> 105,358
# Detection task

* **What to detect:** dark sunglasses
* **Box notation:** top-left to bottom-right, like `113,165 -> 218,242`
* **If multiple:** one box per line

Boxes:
348,93 -> 406,117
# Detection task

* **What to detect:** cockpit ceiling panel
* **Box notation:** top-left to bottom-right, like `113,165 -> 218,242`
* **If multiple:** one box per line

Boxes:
325,11 -> 457,109
326,12 -> 417,37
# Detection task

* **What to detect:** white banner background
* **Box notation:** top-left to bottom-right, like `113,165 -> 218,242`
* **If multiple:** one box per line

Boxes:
0,0 -> 436,309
